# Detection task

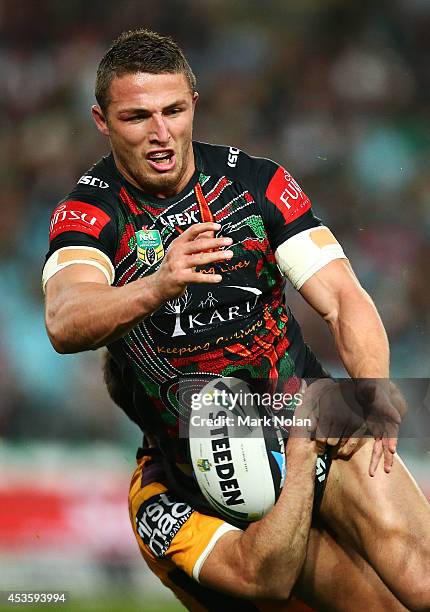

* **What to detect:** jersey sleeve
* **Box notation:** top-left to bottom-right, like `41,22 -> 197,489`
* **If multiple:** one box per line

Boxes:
195,143 -> 345,289
129,470 -> 240,583
253,159 -> 347,289
255,159 -> 322,252
42,173 -> 119,290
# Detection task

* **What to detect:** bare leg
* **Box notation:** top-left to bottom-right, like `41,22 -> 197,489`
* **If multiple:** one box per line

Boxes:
294,524 -> 408,612
320,440 -> 430,611
255,523 -> 407,612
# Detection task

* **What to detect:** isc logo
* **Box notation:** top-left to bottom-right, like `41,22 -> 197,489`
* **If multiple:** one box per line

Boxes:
227,147 -> 240,168
78,175 -> 109,189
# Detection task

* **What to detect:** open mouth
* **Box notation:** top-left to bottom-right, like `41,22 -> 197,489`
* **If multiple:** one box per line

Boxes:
146,150 -> 176,172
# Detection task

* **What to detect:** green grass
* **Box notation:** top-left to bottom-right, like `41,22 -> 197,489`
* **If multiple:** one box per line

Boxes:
0,597 -> 184,612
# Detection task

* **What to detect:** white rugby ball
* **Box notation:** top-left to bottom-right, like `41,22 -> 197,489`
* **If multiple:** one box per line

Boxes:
188,377 -> 286,523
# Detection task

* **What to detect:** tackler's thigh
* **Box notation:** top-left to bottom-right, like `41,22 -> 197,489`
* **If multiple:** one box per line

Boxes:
319,440 -> 430,610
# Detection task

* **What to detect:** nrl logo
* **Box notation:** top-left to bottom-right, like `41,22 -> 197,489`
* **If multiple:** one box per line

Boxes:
196,458 -> 212,472
136,227 -> 164,266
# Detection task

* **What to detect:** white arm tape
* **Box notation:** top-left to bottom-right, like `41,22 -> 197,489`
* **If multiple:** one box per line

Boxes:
275,226 -> 347,290
192,522 -> 240,582
42,246 -> 115,293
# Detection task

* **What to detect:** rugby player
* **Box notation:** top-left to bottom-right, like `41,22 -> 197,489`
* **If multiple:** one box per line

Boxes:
43,30 -> 430,610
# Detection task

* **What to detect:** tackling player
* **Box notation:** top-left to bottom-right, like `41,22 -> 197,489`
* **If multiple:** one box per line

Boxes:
43,30 -> 430,610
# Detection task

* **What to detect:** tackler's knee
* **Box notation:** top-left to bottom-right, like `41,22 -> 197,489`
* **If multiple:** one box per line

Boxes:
395,556 -> 430,611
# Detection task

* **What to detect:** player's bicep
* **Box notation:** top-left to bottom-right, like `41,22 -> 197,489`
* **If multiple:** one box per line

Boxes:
298,258 -> 364,322
43,246 -> 114,298
45,262 -> 108,303
275,226 -> 347,290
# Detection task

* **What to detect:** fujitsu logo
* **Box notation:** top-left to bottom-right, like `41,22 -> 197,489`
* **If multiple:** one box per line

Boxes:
49,200 -> 110,240
50,203 -> 97,232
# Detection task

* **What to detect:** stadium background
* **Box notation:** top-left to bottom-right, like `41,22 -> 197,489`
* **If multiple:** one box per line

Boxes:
0,0 -> 429,610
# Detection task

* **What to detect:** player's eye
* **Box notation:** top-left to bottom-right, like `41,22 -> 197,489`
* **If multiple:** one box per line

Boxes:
124,116 -> 146,122
121,112 -> 151,122
165,107 -> 183,116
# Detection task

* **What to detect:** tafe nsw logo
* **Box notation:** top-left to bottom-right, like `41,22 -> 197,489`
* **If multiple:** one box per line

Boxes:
227,147 -> 240,168
136,228 -> 164,266
78,175 -> 109,189
135,493 -> 192,557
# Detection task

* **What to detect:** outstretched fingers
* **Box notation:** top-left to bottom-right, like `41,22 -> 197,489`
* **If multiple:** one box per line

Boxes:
185,236 -> 233,254
181,222 -> 222,241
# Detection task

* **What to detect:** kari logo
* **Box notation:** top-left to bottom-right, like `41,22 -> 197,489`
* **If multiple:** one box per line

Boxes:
151,286 -> 262,338
136,228 -> 164,266
265,167 -> 311,223
49,201 -> 110,240
164,291 -> 192,337
78,175 -> 109,189
227,147 -> 240,168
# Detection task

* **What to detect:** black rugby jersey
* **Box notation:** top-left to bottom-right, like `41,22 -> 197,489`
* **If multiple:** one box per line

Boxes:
45,142 -> 324,458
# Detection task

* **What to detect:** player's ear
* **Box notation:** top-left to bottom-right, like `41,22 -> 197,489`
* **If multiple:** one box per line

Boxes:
192,91 -> 199,108
91,105 -> 110,136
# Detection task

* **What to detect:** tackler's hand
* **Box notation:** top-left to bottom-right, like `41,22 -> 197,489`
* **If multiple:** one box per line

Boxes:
354,380 -> 405,477
302,379 -> 364,456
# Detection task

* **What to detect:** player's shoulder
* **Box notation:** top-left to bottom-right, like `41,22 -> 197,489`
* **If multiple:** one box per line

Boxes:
74,154 -> 118,193
48,154 -> 121,243
194,141 -> 278,189
57,153 -> 121,212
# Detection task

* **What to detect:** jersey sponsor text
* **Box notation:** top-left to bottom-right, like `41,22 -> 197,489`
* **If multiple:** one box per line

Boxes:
135,493 -> 192,557
266,166 -> 311,223
49,201 -> 111,240
160,210 -> 199,227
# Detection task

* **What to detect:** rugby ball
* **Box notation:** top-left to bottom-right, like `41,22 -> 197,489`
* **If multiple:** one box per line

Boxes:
188,377 -> 286,524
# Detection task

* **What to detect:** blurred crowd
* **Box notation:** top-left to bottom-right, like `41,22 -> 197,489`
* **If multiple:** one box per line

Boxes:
1,0 -> 429,444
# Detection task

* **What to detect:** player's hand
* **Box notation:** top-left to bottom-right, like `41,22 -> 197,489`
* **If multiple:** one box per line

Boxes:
287,380 -> 320,458
353,380 -> 404,477
149,223 -> 233,302
302,379 -> 364,456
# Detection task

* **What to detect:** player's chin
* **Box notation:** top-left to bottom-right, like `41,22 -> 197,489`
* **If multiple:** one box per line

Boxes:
142,172 -> 180,194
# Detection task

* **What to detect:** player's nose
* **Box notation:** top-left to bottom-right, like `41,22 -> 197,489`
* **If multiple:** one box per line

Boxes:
149,114 -> 170,144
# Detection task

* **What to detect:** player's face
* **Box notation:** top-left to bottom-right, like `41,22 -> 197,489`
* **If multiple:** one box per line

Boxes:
92,72 -> 198,198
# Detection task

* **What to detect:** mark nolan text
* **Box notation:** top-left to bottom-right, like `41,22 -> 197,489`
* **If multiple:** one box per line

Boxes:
191,414 -> 311,428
